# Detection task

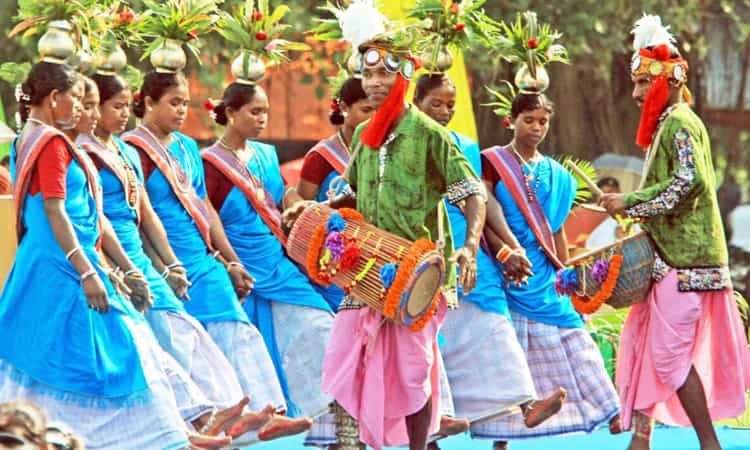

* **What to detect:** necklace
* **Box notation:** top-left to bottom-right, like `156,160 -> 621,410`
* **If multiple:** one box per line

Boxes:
138,125 -> 192,192
93,134 -> 140,211
336,130 -> 351,154
510,142 -> 542,201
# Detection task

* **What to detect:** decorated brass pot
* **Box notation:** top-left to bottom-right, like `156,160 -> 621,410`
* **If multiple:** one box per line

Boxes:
231,50 -> 266,83
420,46 -> 454,73
95,44 -> 128,75
150,39 -> 186,73
38,21 -> 76,64
514,63 -> 550,94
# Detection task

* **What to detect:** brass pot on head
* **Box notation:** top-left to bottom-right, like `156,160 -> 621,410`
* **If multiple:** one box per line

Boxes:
231,50 -> 266,84
95,44 -> 128,76
150,39 -> 186,73
420,46 -> 453,73
514,63 -> 550,94
38,20 -> 77,64
347,52 -> 363,75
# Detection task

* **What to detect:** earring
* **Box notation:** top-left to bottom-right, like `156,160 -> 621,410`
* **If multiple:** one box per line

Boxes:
51,101 -> 57,108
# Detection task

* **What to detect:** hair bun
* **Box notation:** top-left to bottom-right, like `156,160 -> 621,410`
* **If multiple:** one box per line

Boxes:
213,102 -> 228,126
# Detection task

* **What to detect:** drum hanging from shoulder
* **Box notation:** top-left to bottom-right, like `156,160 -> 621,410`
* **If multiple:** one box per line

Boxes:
287,204 -> 445,331
560,231 -> 654,314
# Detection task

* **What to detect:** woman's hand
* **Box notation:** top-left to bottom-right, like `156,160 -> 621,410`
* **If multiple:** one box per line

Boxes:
450,247 -> 478,294
598,193 -> 626,216
227,263 -> 254,301
503,250 -> 534,287
124,270 -> 153,313
83,273 -> 110,314
166,266 -> 191,301
106,266 -> 132,299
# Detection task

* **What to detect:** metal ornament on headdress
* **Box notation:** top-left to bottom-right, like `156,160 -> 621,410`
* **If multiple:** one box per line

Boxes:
630,15 -> 687,82
339,0 -> 387,76
38,20 -> 77,64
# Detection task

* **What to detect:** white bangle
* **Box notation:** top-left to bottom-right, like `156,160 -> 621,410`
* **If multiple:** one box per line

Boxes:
80,268 -> 97,283
227,261 -> 244,270
161,267 -> 171,278
166,261 -> 184,270
65,246 -> 82,261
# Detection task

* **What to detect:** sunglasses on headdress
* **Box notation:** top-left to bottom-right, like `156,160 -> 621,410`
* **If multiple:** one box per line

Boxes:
361,48 -> 416,80
0,431 -> 34,448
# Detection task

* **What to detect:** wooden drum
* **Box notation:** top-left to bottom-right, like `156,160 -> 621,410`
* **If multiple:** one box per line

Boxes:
287,204 -> 444,331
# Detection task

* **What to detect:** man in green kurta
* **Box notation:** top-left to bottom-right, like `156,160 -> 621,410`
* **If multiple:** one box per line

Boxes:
318,36 -> 486,450
600,14 -> 750,450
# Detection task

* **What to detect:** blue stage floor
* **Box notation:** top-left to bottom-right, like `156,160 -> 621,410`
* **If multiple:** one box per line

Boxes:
245,426 -> 750,449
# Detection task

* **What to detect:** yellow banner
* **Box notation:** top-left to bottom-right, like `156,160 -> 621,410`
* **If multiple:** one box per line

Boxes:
380,0 -> 478,140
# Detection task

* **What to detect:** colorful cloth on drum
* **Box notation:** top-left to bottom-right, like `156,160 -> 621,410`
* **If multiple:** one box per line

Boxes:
447,132 -> 508,317
623,103 -> 730,291
123,130 -> 248,325
348,106 -> 484,289
472,312 -> 620,440
616,270 -> 750,430
481,146 -> 582,328
202,140 -> 333,417
80,134 -> 184,312
0,126 -> 148,400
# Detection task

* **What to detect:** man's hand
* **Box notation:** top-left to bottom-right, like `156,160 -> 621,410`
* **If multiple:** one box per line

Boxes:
449,247 -> 477,294
599,193 -> 626,216
502,250 -> 534,287
282,200 -> 315,229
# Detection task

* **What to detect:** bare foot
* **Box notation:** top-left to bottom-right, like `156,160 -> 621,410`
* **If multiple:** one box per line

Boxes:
258,415 -> 313,441
609,414 -> 623,434
225,403 -> 277,437
427,442 -> 440,450
201,396 -> 251,436
188,431 -> 232,449
437,416 -> 470,436
523,387 -> 567,428
493,441 -> 509,450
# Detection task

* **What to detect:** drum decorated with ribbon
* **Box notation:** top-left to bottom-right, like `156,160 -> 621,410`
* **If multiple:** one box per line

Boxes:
557,231 -> 655,314
287,204 -> 445,331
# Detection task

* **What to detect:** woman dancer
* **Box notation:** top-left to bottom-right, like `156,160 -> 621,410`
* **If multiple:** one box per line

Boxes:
0,61 -> 189,450
414,74 -> 565,450
202,80 -> 336,446
123,70 -> 310,441
479,92 -> 620,448
77,71 -> 298,442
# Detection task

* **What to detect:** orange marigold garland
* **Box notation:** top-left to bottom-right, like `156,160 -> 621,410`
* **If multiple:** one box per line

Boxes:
571,254 -> 623,314
306,219 -> 333,287
339,208 -> 364,222
383,239 -> 436,319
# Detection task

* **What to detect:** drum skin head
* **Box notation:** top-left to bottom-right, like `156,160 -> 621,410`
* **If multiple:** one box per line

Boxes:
407,264 -> 442,316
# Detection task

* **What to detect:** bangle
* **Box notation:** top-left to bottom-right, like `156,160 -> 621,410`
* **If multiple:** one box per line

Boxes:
227,261 -> 244,270
161,267 -> 171,278
65,246 -> 82,261
124,269 -> 140,277
166,261 -> 184,270
496,245 -> 513,263
80,268 -> 97,283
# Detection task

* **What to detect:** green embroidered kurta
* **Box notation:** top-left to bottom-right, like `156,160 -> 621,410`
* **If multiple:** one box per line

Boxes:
347,106 -> 483,289
624,103 -> 730,291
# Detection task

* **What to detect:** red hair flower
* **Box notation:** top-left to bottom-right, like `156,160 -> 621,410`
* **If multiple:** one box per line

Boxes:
252,10 -> 263,21
454,23 -> 465,32
187,30 -> 198,41
527,38 -> 538,49
502,117 -> 512,128
330,99 -> 340,112
255,32 -> 268,41
203,100 -> 215,111
133,92 -> 143,102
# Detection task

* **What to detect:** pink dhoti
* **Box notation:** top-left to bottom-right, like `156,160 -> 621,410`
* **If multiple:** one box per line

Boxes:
321,299 -> 446,450
616,270 -> 750,430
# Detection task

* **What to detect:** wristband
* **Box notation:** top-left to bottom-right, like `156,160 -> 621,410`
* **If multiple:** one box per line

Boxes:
496,245 -> 513,263
80,268 -> 97,283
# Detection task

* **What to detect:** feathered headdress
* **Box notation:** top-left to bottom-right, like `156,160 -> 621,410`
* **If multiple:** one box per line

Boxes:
338,0 -> 387,51
630,14 -> 691,149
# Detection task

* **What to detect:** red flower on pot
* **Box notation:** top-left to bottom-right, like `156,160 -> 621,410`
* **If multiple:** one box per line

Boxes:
255,31 -> 268,41
527,38 -> 538,49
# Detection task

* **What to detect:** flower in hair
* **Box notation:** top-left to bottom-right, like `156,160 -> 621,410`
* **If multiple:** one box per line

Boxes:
133,92 -> 143,102
330,99 -> 340,112
14,84 -> 30,103
502,117 -> 512,128
203,100 -> 215,111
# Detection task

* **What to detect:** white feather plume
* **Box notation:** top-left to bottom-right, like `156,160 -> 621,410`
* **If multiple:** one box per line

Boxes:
631,14 -> 676,51
336,0 -> 387,50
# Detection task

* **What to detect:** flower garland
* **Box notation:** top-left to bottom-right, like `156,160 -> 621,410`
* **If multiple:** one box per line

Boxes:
571,254 -> 623,314
306,207 -> 366,287
383,238 -> 436,319
306,219 -> 333,286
